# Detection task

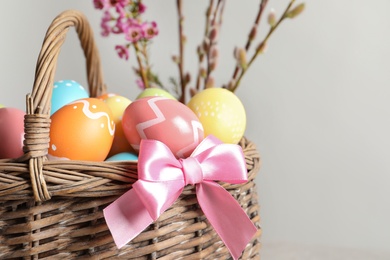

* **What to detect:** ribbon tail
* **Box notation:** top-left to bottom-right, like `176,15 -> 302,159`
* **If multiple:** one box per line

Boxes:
197,182 -> 257,260
103,189 -> 154,248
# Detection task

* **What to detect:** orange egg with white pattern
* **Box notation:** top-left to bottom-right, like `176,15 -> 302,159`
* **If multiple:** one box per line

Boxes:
49,97 -> 115,161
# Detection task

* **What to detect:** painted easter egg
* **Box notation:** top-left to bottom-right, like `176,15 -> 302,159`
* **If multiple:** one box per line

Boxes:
122,96 -> 204,158
0,107 -> 25,159
103,95 -> 135,157
49,98 -> 115,161
51,80 -> 89,115
0,104 -> 4,108
187,88 -> 246,144
104,95 -> 131,122
97,92 -> 117,101
136,88 -> 176,100
106,152 -> 138,161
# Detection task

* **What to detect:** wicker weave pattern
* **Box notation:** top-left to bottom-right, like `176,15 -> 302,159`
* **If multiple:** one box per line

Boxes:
0,10 -> 261,259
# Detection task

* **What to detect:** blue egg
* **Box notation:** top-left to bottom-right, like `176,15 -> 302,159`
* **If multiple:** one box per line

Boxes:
106,152 -> 138,161
51,80 -> 89,115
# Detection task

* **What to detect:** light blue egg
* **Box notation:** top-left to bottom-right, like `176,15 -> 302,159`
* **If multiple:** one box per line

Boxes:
51,80 -> 89,115
106,152 -> 138,161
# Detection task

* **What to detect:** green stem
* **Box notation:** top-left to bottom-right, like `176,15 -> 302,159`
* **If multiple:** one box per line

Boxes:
133,42 -> 149,89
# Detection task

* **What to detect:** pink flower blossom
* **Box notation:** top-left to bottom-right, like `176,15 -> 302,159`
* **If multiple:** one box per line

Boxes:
94,0 -> 160,65
124,24 -> 143,43
115,45 -> 129,60
95,0 -> 129,13
102,9 -> 112,22
138,2 -> 146,13
141,21 -> 159,39
113,17 -> 137,34
111,15 -> 127,34
109,0 -> 129,9
136,78 -> 145,89
115,5 -> 126,17
93,0 -> 109,9
100,10 -> 112,37
112,0 -> 129,16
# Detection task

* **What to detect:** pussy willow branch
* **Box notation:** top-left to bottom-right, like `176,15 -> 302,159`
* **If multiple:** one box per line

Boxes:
204,0 -> 225,87
231,0 -> 269,82
230,0 -> 296,92
195,0 -> 215,92
217,0 -> 226,26
176,0 -> 186,103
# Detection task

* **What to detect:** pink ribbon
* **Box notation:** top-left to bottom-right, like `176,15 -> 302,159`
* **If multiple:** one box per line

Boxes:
103,135 -> 257,259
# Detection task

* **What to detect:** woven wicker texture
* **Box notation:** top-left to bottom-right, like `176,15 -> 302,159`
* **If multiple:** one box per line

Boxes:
0,10 -> 262,259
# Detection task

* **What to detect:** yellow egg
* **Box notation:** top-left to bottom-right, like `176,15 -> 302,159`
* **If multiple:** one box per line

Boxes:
187,88 -> 246,144
104,95 -> 132,124
103,95 -> 135,157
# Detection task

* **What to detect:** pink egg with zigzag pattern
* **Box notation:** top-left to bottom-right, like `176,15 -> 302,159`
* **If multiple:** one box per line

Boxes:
122,96 -> 204,158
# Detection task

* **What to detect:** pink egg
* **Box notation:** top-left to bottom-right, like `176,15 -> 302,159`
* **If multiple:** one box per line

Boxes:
0,107 -> 25,159
122,96 -> 204,158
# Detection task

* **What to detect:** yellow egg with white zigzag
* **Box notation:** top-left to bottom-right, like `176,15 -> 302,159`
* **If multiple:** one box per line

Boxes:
187,88 -> 246,144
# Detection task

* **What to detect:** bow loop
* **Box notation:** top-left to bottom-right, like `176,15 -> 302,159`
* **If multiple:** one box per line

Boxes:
192,143 -> 248,183
138,139 -> 183,181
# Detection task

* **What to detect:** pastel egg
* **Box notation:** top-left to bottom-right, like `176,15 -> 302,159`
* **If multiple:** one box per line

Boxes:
97,92 -> 118,101
103,95 -> 135,157
49,98 -> 115,161
106,152 -> 138,161
0,104 -> 4,108
104,95 -> 132,123
122,96 -> 204,158
136,88 -> 176,100
0,107 -> 25,159
187,88 -> 246,144
51,80 -> 89,115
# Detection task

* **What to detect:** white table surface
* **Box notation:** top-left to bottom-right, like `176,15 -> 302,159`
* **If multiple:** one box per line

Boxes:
260,242 -> 390,260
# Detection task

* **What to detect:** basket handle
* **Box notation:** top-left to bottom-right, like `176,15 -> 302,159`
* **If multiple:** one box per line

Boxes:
22,10 -> 106,201
29,9 -> 106,115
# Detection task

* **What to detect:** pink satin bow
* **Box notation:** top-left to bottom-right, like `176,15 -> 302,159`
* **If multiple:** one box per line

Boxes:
103,135 -> 257,260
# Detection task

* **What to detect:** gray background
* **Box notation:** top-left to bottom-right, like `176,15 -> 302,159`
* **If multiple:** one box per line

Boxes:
1,0 -> 389,256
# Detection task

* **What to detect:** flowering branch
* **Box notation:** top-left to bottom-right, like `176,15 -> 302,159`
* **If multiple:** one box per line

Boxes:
228,0 -> 305,92
194,0 -> 214,95
230,0 -> 269,87
93,0 -> 159,90
133,42 -> 149,89
93,0 -> 304,102
191,0 -> 225,98
204,0 -> 225,88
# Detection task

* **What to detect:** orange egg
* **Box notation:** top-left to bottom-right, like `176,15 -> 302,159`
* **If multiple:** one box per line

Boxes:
49,98 -> 115,161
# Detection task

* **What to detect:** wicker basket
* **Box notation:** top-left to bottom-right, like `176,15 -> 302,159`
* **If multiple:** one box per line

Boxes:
0,10 -> 262,259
